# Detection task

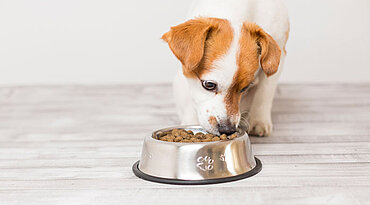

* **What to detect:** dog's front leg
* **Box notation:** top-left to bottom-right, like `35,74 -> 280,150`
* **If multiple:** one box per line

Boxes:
247,57 -> 284,136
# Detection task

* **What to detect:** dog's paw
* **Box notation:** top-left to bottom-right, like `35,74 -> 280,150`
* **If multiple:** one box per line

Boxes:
247,119 -> 273,137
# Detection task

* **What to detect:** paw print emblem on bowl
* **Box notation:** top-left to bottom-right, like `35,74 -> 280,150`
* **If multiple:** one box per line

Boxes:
196,156 -> 214,171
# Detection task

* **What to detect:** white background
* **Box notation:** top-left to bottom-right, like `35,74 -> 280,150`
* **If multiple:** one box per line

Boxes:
0,0 -> 369,85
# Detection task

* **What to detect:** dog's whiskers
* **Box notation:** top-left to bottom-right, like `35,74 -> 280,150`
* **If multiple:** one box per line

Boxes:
238,113 -> 250,131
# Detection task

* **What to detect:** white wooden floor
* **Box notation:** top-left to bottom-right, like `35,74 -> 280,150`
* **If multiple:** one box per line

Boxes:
0,84 -> 369,205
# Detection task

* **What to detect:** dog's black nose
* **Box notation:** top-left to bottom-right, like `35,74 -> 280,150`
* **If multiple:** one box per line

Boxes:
217,121 -> 236,135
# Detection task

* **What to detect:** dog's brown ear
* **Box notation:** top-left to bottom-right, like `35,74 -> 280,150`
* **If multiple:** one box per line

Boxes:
243,22 -> 281,77
161,19 -> 213,76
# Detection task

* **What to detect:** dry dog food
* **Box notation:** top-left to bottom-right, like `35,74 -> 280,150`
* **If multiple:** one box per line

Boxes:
155,129 -> 238,143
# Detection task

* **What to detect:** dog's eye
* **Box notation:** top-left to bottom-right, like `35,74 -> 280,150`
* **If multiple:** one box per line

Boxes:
201,80 -> 218,91
241,83 -> 252,93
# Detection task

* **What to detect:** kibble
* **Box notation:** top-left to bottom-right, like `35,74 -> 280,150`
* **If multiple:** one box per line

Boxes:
174,136 -> 182,142
220,134 -> 227,140
212,136 -> 221,141
154,129 -> 238,143
229,133 -> 238,140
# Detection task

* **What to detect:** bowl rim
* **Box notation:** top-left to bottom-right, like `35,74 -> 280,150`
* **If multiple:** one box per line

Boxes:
149,125 -> 247,144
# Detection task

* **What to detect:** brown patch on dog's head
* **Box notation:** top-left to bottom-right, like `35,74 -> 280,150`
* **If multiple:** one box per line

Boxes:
161,18 -> 233,78
208,116 -> 218,127
224,88 -> 243,120
242,22 -> 281,77
224,22 -> 281,117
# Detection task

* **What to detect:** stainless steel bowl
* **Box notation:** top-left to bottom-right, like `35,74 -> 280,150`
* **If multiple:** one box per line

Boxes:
132,125 -> 262,185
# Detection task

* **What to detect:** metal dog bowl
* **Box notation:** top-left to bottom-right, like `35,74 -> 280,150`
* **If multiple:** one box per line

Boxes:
132,125 -> 262,185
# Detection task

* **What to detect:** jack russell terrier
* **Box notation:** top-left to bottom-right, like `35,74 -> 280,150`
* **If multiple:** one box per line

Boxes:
162,0 -> 289,136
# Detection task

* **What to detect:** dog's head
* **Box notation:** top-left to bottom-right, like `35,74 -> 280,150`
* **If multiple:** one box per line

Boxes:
162,18 -> 281,135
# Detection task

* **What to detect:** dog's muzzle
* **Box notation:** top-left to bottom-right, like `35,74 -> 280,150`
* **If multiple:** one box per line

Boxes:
217,120 -> 237,135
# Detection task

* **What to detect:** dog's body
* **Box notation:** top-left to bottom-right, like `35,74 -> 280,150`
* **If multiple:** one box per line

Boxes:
164,0 -> 289,136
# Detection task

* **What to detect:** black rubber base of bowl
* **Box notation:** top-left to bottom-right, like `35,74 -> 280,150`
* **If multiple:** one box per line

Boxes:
132,157 -> 262,185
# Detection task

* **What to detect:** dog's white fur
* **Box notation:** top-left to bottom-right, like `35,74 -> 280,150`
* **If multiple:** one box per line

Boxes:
173,0 -> 289,136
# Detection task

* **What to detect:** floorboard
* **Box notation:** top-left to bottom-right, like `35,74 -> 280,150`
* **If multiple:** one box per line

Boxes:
0,84 -> 369,205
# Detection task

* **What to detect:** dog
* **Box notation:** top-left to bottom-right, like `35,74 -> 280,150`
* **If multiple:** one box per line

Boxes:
162,0 -> 289,136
